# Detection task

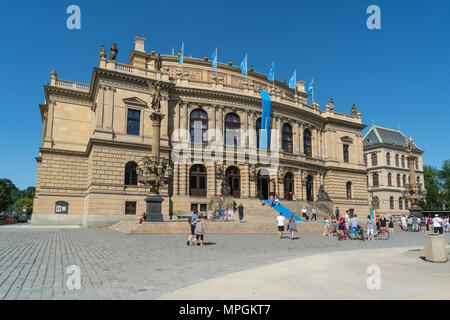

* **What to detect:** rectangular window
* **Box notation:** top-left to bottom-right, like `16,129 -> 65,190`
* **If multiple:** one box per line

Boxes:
343,144 -> 349,163
127,109 -> 140,135
191,203 -> 198,212
125,201 -> 137,215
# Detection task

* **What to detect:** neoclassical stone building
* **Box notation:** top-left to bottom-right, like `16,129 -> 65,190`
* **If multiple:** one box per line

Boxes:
32,36 -> 369,226
363,125 -> 424,217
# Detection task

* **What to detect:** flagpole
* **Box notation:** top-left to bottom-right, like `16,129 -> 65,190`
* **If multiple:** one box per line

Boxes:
312,78 -> 314,105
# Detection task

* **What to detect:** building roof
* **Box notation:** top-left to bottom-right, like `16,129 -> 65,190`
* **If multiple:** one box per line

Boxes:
363,125 -> 423,152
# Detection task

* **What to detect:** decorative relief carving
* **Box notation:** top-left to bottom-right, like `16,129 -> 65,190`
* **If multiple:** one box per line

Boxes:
207,71 -> 227,82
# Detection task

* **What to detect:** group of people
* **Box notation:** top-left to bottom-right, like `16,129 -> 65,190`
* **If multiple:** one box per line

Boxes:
400,214 -> 448,234
322,208 -> 395,240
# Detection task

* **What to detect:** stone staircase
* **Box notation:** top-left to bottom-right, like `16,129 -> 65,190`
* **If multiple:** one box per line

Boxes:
279,200 -> 330,221
109,198 -> 326,234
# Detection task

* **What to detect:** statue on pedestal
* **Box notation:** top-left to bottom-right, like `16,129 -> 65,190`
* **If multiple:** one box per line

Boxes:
155,54 -> 162,71
317,185 -> 331,202
100,45 -> 107,59
109,43 -> 118,61
351,104 -> 357,116
148,81 -> 162,112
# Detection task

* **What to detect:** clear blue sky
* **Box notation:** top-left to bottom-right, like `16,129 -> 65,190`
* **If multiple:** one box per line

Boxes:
0,0 -> 449,189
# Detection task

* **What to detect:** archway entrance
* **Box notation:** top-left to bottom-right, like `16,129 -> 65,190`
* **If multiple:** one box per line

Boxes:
226,166 -> 240,198
257,169 -> 270,200
306,175 -> 314,201
284,172 -> 295,201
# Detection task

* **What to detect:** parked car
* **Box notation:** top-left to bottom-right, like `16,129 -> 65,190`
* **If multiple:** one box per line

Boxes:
16,215 -> 28,223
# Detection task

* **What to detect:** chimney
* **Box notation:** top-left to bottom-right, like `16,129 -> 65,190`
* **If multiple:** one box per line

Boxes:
134,36 -> 146,53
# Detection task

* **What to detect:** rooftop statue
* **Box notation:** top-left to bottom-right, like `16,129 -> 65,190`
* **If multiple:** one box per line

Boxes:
351,104 -> 357,116
109,43 -> 118,61
155,53 -> 162,71
100,45 -> 107,59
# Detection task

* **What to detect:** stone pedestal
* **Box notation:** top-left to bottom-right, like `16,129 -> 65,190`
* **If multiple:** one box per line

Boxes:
145,194 -> 164,222
408,205 -> 423,218
208,195 -> 235,212
424,234 -> 448,263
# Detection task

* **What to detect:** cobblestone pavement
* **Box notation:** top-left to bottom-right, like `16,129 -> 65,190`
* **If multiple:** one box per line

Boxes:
0,224 -> 448,300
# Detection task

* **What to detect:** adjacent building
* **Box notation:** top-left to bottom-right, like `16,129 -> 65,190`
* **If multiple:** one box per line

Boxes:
363,125 -> 424,216
32,36 -> 370,227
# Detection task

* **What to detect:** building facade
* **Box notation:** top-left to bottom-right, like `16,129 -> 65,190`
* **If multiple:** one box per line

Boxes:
363,125 -> 424,217
32,36 -> 370,226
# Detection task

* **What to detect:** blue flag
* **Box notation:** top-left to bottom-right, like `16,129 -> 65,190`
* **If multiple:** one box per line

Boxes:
179,42 -> 184,65
211,48 -> 217,70
259,90 -> 272,149
267,62 -> 274,82
288,70 -> 296,89
240,54 -> 247,75
307,79 -> 314,94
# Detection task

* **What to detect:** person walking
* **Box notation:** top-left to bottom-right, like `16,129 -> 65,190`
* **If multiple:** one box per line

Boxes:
427,216 -> 433,232
192,213 -> 207,246
335,207 -> 340,221
432,214 -> 444,234
238,203 -> 244,222
186,210 -> 199,245
420,216 -> 426,232
444,215 -> 449,233
323,216 -> 330,236
380,216 -> 387,232
287,213 -> 298,240
311,206 -> 317,221
388,216 -> 394,235
276,212 -> 286,239
331,215 -> 338,236
400,214 -> 407,231
366,215 -> 374,240
301,206 -> 307,220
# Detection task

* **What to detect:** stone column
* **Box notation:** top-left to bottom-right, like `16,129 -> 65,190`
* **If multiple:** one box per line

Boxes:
174,102 -> 181,141
277,116 -> 282,151
95,85 -> 104,129
314,128 -> 319,158
43,102 -> 55,147
293,122 -> 300,154
244,110 -> 249,148
105,86 -> 114,131
150,111 -> 164,163
173,164 -> 180,196
299,122 -> 304,154
161,96 -> 169,139
218,106 -> 223,135
179,164 -> 187,196
248,111 -> 255,148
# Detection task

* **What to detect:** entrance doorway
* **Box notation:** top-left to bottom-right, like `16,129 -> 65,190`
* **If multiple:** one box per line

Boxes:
306,175 -> 314,202
284,172 -> 294,201
189,164 -> 207,197
226,166 -> 241,198
257,169 -> 270,200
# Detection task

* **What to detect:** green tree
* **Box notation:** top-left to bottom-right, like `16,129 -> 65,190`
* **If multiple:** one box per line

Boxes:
438,160 -> 450,208
421,166 -> 442,210
0,179 -> 18,212
12,197 -> 33,215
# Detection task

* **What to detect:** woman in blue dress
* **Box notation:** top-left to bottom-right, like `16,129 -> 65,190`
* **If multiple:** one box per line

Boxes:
287,213 -> 298,240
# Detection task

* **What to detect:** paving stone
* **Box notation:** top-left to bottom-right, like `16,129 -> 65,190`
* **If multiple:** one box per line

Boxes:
0,227 -> 448,299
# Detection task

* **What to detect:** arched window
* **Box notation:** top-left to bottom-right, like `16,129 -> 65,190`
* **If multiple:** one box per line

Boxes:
399,197 -> 403,210
124,162 -> 138,186
417,176 -> 420,183
390,196 -> 394,210
226,166 -> 241,198
282,123 -> 293,153
371,153 -> 378,166
386,152 -> 391,166
346,181 -> 352,200
387,173 -> 392,186
372,196 -> 379,209
364,154 -> 367,167
395,154 -> 399,167
224,113 -> 240,146
304,129 -> 312,157
402,175 -> 406,186
284,172 -> 295,200
401,155 -> 405,168
372,173 -> 379,187
415,159 -> 418,170
397,174 -> 401,187
190,109 -> 208,143
189,164 -> 207,197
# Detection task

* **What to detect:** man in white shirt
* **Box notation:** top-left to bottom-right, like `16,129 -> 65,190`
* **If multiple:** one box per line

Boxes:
301,206 -> 307,220
401,214 -> 407,231
432,214 -> 444,234
276,212 -> 286,239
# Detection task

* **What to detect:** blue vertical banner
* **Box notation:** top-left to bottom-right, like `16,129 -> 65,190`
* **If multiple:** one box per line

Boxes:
240,54 -> 247,75
267,62 -> 274,82
288,70 -> 296,89
179,42 -> 184,65
259,90 -> 272,149
211,47 -> 217,70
